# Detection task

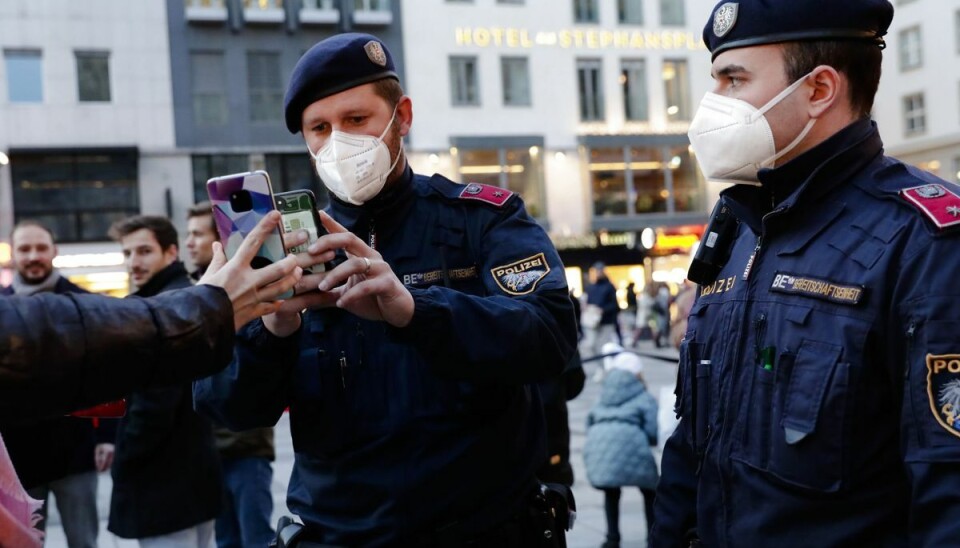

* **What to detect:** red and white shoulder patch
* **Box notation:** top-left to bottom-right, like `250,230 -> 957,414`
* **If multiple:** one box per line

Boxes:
458,182 -> 513,207
900,184 -> 960,230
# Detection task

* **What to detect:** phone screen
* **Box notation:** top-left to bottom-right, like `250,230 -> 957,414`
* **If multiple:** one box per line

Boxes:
277,191 -> 326,273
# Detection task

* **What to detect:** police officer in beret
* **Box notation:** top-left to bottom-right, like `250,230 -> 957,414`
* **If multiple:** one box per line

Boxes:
194,33 -> 578,547
652,0 -> 960,546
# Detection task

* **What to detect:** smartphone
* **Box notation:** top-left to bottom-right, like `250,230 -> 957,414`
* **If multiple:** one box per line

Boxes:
206,170 -> 293,299
275,189 -> 344,274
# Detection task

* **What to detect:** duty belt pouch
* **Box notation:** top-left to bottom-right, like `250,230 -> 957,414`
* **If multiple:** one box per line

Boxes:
532,483 -> 576,548
270,516 -> 304,548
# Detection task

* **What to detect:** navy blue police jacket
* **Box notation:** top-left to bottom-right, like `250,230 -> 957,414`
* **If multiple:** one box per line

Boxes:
651,119 -> 960,547
194,167 -> 577,546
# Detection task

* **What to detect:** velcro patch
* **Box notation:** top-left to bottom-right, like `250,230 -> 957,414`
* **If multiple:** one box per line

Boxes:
491,252 -> 550,295
770,272 -> 865,305
458,182 -> 513,207
900,184 -> 960,230
402,266 -> 478,287
926,353 -> 960,439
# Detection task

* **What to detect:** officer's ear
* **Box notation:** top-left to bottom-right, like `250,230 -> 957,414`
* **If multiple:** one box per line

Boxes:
396,96 -> 413,137
805,65 -> 843,119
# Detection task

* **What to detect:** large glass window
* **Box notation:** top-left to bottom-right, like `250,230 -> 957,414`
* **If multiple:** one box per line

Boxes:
458,146 -> 545,218
354,0 -> 389,11
577,59 -> 604,121
621,59 -> 648,121
903,93 -> 925,136
501,56 -> 531,106
662,59 -> 690,122
11,149 -> 139,242
899,26 -> 922,71
4,49 -> 42,103
574,0 -> 599,23
76,51 -> 110,102
191,52 -> 227,126
588,145 -> 700,217
191,154 -> 249,203
956,10 -> 960,54
450,56 -> 480,106
247,51 -> 283,123
660,0 -> 685,25
618,0 -> 643,24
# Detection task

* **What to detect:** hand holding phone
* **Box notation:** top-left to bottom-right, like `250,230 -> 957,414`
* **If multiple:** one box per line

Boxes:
276,189 -> 344,274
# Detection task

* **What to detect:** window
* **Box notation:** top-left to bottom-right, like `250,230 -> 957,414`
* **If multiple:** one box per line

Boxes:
501,57 -> 531,106
191,154 -> 249,204
618,0 -> 643,24
265,153 -> 329,208
354,0 -> 389,11
574,0 -> 599,23
450,56 -> 480,106
903,93 -> 925,136
660,0 -> 685,26
191,52 -> 228,126
956,10 -> 960,54
899,26 -> 922,70
4,49 -> 42,103
952,155 -> 960,184
577,59 -> 604,121
662,59 -> 690,121
11,149 -> 139,242
621,59 -> 648,121
247,52 -> 283,122
457,146 -> 545,218
588,144 -> 700,217
75,51 -> 110,102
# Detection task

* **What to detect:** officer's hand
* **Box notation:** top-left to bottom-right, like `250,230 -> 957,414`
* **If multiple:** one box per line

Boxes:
300,211 -> 415,327
199,210 -> 303,331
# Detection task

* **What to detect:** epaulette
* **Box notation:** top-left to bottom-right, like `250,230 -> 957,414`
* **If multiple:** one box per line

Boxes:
427,175 -> 515,208
899,182 -> 960,232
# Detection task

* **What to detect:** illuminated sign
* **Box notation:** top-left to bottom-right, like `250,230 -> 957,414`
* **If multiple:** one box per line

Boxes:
455,27 -> 706,51
0,242 -> 10,264
654,233 -> 699,251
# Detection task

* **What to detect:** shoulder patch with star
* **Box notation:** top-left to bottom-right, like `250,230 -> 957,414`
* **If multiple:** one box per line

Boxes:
458,182 -> 514,207
900,183 -> 960,230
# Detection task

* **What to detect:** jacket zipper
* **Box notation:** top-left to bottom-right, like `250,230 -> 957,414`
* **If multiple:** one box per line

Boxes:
904,322 -> 921,446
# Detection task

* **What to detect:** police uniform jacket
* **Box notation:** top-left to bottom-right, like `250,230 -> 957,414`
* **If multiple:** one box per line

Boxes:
652,119 -> 960,547
195,168 -> 577,546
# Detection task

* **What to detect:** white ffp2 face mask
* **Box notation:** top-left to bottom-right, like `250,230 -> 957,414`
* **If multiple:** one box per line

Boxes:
311,108 -> 402,205
687,73 -> 816,185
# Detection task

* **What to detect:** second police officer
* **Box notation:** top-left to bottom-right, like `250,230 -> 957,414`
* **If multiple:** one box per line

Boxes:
194,34 -> 578,546
653,1 -> 960,546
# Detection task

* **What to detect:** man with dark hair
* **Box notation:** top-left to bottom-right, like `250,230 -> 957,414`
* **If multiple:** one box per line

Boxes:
654,1 -> 960,546
0,220 -> 115,548
184,202 -> 277,548
195,33 -> 577,546
185,201 -> 218,280
107,215 -> 223,547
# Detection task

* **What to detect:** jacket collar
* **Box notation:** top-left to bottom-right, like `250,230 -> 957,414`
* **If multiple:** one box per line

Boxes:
327,166 -> 417,237
723,118 -> 882,233
133,260 -> 189,298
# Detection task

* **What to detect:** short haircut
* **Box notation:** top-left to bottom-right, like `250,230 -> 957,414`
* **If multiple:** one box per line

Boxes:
187,201 -> 218,239
108,215 -> 179,251
12,219 -> 56,243
373,78 -> 404,109
781,40 -> 883,119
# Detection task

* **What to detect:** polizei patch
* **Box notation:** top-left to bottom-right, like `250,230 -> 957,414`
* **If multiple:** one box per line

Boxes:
926,353 -> 960,440
491,253 -> 550,295
769,272 -> 865,305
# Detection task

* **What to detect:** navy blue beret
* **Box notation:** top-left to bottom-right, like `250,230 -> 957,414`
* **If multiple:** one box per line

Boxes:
283,33 -> 399,133
703,0 -> 894,60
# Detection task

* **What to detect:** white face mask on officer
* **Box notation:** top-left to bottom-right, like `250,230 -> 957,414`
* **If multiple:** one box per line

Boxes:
311,107 -> 402,205
687,72 -> 816,185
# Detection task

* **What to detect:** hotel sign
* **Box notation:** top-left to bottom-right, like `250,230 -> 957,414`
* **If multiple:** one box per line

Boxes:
455,27 -> 706,51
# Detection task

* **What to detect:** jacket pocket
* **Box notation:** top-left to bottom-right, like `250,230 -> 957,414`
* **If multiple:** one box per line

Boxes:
734,339 -> 849,492
675,339 -> 701,447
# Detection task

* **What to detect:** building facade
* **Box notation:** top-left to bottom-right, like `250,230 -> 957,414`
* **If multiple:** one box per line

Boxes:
872,0 -> 960,184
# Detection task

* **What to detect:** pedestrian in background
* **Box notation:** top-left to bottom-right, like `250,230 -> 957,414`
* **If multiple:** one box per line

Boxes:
584,343 -> 659,548
107,216 -> 222,548
583,261 -> 620,370
194,33 -> 577,546
654,0 -> 960,545
185,202 -> 277,548
0,221 -> 115,548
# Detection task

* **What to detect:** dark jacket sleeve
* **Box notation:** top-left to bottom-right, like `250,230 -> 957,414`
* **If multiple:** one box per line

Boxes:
392,198 -> 577,384
650,418 -> 699,547
0,286 -> 235,420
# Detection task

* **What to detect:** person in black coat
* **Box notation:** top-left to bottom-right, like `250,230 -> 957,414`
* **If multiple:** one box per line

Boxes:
106,216 -> 223,545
